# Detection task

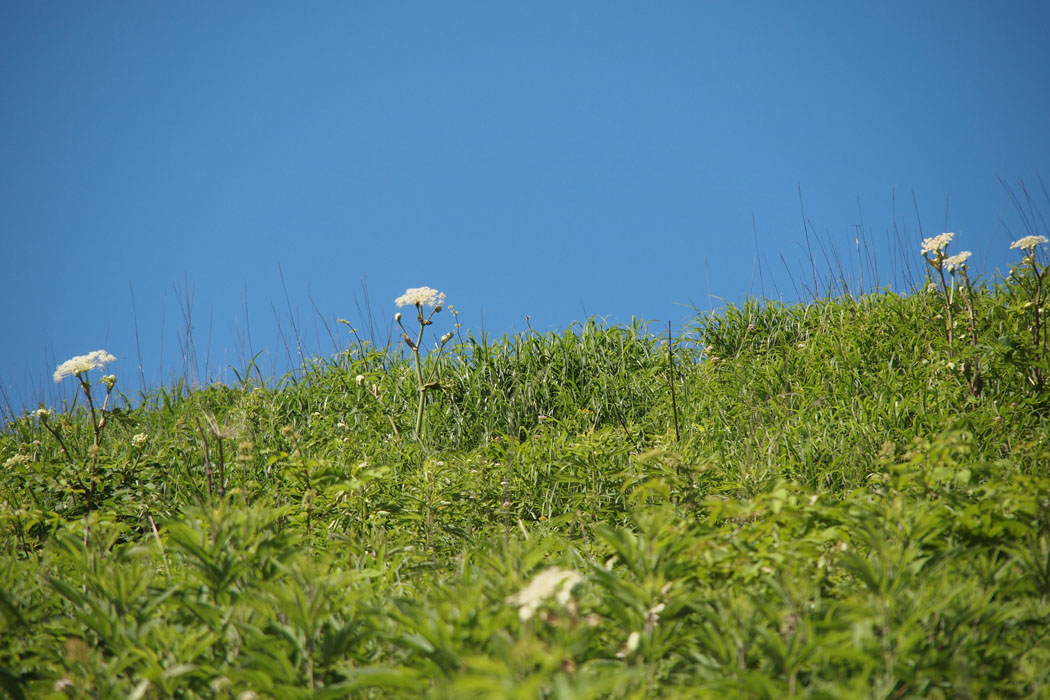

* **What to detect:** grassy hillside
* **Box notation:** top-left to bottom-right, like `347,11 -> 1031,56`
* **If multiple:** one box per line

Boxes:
2,238 -> 1050,699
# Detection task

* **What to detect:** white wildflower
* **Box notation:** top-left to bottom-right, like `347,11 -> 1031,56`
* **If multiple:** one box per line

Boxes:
945,251 -> 972,272
132,433 -> 149,448
507,567 -> 584,622
1010,235 -> 1049,251
920,232 -> 954,255
647,601 -> 666,625
395,287 -> 446,309
355,374 -> 365,385
209,677 -> 232,692
4,454 -> 31,468
31,408 -> 52,420
617,630 -> 641,658
53,350 -> 116,382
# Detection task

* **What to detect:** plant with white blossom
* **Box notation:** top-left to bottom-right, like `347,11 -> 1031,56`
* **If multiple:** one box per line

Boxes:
395,287 -> 446,309
920,235 -> 983,394
921,232 -> 955,260
1010,235 -> 1049,256
1007,234 -> 1050,388
507,567 -> 585,622
49,349 -> 119,507
394,286 -> 454,440
52,350 -> 116,382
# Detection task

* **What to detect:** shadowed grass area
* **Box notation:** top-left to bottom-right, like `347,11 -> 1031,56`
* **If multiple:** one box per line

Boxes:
2,256 -> 1050,697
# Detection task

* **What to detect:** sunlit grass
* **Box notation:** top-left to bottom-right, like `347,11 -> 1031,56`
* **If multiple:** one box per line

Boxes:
1,236 -> 1049,698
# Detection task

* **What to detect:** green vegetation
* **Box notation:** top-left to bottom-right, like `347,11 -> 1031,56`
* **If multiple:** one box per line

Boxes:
2,235 -> 1050,698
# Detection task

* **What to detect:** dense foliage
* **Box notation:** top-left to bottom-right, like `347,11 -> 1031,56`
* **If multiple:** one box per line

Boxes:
2,255 -> 1050,698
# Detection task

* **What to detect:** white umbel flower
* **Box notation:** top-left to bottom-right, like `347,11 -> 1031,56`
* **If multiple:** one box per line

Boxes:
944,251 -> 972,272
53,350 -> 116,382
4,454 -> 31,468
1010,235 -> 1049,251
921,232 -> 954,255
395,287 -> 446,308
506,567 -> 584,621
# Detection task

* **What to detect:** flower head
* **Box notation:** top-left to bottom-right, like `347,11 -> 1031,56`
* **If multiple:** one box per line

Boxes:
507,567 -> 584,622
4,454 -> 31,469
945,251 -> 972,273
921,232 -> 954,256
53,350 -> 116,382
395,287 -> 446,309
617,631 -> 641,658
1010,235 -> 1049,252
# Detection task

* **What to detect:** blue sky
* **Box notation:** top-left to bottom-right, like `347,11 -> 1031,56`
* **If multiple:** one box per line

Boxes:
2,1 -> 1048,414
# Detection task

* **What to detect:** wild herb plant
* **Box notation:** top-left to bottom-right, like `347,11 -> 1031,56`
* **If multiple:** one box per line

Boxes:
394,287 -> 453,441
39,350 -> 119,511
1005,234 -> 1050,390
920,233 -> 983,394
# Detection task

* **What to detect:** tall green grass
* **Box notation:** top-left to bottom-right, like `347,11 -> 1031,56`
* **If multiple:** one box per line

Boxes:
2,242 -> 1050,698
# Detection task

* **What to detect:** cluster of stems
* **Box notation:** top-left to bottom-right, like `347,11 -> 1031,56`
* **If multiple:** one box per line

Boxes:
39,371 -> 117,509
1011,239 -> 1050,389
923,234 -> 1050,394
923,239 -> 982,395
396,302 -> 453,441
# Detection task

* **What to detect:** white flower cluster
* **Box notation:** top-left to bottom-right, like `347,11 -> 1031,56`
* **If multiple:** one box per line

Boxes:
506,567 -> 584,621
1010,235 -> 1049,251
395,286 -> 446,309
921,232 -> 954,255
3,454 -> 31,469
945,251 -> 972,273
53,350 -> 116,382
132,432 -> 149,448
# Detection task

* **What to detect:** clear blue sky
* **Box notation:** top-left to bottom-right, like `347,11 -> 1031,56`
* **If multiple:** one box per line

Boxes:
2,1 -> 1048,414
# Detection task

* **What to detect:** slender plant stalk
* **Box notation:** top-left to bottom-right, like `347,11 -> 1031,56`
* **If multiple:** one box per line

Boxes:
667,321 -> 680,443
395,289 -> 453,442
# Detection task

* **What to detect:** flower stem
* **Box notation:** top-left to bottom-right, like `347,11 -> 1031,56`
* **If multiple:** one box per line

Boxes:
413,306 -> 428,440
